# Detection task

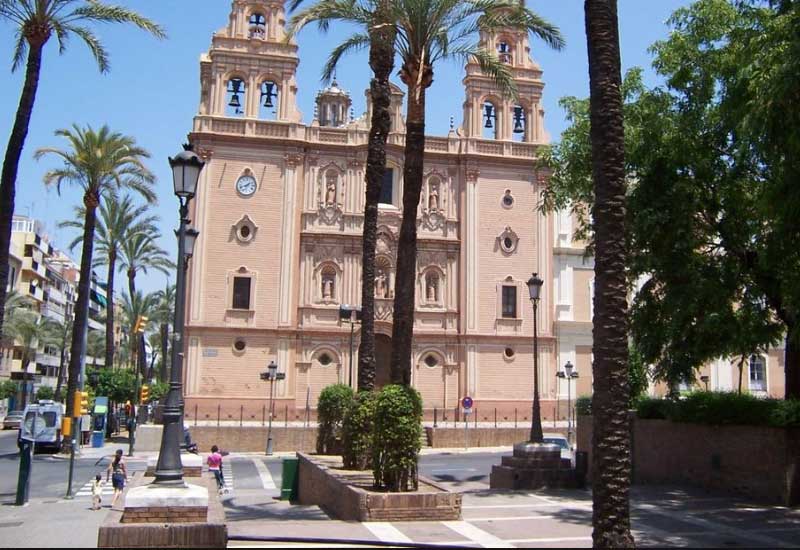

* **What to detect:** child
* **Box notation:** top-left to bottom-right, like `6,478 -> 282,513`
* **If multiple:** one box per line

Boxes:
207,445 -> 225,494
91,474 -> 104,510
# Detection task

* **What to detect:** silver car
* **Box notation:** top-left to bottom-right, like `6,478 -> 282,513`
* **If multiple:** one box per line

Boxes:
3,411 -> 24,430
543,433 -> 575,468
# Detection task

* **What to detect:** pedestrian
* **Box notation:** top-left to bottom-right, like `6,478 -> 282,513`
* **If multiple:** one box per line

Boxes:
106,449 -> 128,508
207,445 -> 225,494
91,474 -> 104,510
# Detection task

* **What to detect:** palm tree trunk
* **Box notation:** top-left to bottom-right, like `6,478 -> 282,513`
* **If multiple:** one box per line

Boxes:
390,78 -> 428,386
159,323 -> 168,382
19,358 -> 31,409
0,43 -> 45,339
585,0 -> 634,547
128,270 -> 136,369
105,252 -> 117,369
54,324 -> 69,402
66,193 -> 99,427
357,0 -> 397,393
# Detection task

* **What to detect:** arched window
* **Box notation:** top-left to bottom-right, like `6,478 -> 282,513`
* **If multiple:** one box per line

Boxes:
249,13 -> 267,39
482,101 -> 498,139
324,170 -> 338,206
226,78 -> 246,117
512,105 -> 527,142
320,265 -> 337,301
259,80 -> 280,120
497,41 -> 512,64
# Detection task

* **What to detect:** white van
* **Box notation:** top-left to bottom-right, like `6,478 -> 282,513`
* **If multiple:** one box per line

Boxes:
19,400 -> 65,452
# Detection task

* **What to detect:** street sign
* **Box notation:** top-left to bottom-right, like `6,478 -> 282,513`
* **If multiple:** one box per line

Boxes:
461,396 -> 473,410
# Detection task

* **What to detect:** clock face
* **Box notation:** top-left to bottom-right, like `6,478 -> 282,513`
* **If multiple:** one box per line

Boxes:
236,175 -> 257,196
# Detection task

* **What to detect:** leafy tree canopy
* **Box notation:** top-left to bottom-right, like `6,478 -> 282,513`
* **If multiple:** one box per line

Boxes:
540,0 -> 799,395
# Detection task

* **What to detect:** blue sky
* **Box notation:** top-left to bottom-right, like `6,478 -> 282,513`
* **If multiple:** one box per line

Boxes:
0,0 -> 692,297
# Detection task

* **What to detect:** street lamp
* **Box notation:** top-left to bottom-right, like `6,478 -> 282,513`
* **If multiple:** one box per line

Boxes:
338,305 -> 362,388
527,273 -> 544,443
557,361 -> 579,445
260,360 -> 284,455
153,145 -> 205,487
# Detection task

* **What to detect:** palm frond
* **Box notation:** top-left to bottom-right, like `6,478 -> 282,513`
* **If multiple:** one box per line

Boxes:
322,33 -> 371,82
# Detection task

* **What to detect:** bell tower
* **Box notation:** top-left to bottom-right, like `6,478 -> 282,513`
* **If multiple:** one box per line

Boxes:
461,10 -> 546,143
198,0 -> 301,122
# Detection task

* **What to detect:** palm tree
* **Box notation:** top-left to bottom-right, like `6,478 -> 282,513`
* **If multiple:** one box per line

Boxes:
5,308 -> 60,408
118,232 -> 173,300
584,0 -> 634,547
120,290 -> 158,376
86,329 -> 105,367
35,124 -> 156,432
0,0 -> 165,341
288,0 -> 397,393
60,195 -> 158,372
152,284 -> 175,382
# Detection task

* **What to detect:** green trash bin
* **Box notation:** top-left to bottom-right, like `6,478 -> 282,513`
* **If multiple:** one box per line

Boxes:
281,458 -> 299,501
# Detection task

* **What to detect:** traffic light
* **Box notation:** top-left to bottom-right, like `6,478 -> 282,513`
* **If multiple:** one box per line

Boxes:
72,390 -> 89,417
133,315 -> 149,334
140,384 -> 150,404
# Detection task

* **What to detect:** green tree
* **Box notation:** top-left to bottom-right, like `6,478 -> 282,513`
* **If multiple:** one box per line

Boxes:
0,0 -> 165,342
542,0 -> 798,399
52,316 -> 72,402
87,366 -> 136,404
120,290 -> 158,375
60,195 -> 159,373
35,124 -> 156,428
288,0 -> 397,393
4,308 -> 60,409
584,0 -> 634,546
0,379 -> 18,400
34,385 -> 54,402
118,231 -> 173,300
152,284 -> 175,382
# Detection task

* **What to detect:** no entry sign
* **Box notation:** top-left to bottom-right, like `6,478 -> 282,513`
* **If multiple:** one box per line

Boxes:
461,396 -> 473,410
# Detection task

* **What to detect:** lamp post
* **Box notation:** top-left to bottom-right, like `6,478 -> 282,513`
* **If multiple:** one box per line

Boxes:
338,305 -> 361,388
260,360 -> 284,455
153,145 -> 204,487
527,273 -> 544,443
557,361 -> 579,445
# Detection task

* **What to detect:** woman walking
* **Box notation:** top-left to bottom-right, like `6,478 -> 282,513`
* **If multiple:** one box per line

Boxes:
106,449 -> 128,508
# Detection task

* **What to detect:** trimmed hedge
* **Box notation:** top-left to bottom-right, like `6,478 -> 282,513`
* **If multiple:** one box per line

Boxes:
373,385 -> 423,492
575,395 -> 592,416
316,384 -> 355,455
342,391 -> 378,470
575,392 -> 800,428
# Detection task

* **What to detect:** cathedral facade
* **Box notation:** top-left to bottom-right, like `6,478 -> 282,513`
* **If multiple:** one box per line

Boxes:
183,0 -> 595,421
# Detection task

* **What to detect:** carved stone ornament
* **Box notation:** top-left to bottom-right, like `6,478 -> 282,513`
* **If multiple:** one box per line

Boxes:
375,300 -> 394,321
317,163 -> 344,225
232,214 -> 258,243
421,210 -> 445,231
417,250 -> 447,272
313,245 -> 343,270
498,226 -> 520,254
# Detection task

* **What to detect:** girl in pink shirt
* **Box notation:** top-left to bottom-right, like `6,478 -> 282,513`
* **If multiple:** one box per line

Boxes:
207,445 -> 225,493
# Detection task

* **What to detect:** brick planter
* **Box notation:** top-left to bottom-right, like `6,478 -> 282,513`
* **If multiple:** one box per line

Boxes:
97,473 -> 227,548
297,453 -> 461,522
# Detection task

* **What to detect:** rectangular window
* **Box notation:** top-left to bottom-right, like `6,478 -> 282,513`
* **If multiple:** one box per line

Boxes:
24,245 -> 33,257
749,355 -> 766,391
379,168 -> 394,205
232,277 -> 252,310
501,286 -> 517,318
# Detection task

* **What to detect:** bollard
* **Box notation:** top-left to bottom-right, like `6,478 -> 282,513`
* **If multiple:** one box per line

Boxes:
262,404 -> 266,426
433,407 -> 438,428
494,408 -> 497,428
285,405 -> 289,428
514,408 -> 517,428
474,408 -> 478,428
194,404 -> 198,427
240,405 -> 244,426
217,404 -> 221,427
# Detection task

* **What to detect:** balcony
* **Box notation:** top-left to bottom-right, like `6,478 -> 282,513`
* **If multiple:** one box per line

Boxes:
25,283 -> 44,302
22,257 -> 46,278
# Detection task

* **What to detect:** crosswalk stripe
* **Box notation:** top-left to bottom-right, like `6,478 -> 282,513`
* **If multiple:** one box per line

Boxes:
363,522 -> 413,544
442,521 -> 514,548
252,458 -> 277,489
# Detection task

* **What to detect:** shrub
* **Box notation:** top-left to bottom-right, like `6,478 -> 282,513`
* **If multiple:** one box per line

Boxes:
575,395 -> 592,416
633,391 -> 800,428
316,384 -> 354,455
635,396 -> 673,420
34,385 -> 55,402
372,385 -> 423,492
342,391 -> 378,470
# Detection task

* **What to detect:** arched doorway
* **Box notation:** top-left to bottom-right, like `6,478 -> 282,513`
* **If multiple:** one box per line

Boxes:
375,334 -> 392,388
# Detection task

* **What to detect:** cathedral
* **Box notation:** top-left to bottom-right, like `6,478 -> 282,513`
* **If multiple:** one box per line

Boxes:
182,0 -> 595,422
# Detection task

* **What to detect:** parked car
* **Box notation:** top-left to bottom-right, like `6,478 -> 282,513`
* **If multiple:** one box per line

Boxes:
543,433 -> 575,468
3,411 -> 24,430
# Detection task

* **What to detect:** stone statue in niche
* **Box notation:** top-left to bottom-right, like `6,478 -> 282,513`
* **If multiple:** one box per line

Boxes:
426,274 -> 438,302
375,271 -> 387,298
322,276 -> 334,299
325,175 -> 337,206
429,183 -> 439,211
